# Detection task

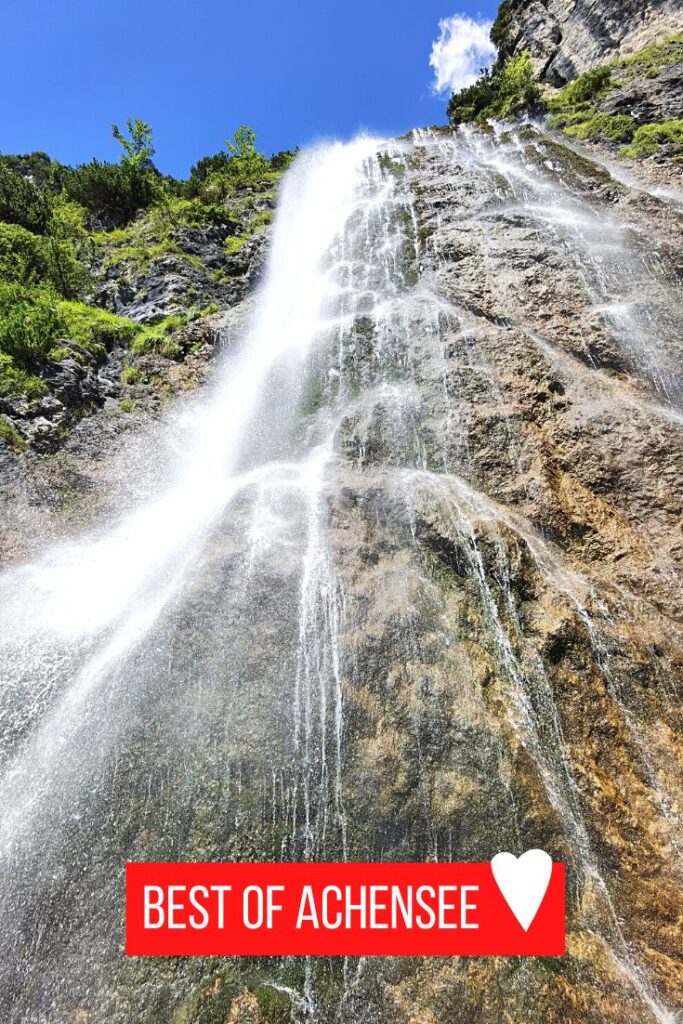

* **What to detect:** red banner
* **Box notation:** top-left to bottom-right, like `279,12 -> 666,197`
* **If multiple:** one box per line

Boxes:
126,861 -> 565,956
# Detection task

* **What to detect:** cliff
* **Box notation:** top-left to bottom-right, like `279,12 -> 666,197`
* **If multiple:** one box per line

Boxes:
0,124 -> 682,1024
496,0 -> 682,86
446,0 -> 683,180
0,12 -> 682,1024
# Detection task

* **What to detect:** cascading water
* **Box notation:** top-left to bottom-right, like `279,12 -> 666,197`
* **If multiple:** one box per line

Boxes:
0,126 -> 681,1024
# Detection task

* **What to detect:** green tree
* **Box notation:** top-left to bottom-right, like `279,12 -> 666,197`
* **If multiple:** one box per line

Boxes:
448,52 -> 541,126
44,195 -> 91,298
224,126 -> 268,184
112,119 -> 156,169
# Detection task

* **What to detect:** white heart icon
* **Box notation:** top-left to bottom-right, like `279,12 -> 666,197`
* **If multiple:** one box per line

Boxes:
490,849 -> 553,931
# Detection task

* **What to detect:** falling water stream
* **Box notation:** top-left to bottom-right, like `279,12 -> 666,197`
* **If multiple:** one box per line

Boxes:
0,128 -> 681,1023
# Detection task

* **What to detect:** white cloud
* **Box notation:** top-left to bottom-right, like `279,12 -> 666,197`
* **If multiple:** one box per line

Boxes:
429,14 -> 497,95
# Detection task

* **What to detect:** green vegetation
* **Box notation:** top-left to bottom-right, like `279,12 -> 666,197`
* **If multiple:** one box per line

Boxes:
547,35 -> 683,156
121,365 -> 144,384
0,120 -> 292,421
447,23 -> 681,162
112,118 -> 155,169
0,284 -> 66,366
448,52 -> 541,126
621,119 -> 683,158
187,127 -> 296,199
616,33 -> 683,76
491,0 -> 523,55
547,66 -> 628,140
0,415 -> 27,453
0,353 -> 47,399
56,300 -> 138,355
130,312 -> 197,358
550,66 -> 612,109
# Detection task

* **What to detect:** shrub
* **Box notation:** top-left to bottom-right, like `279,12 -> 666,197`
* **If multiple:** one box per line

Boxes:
112,119 -> 155,169
54,160 -> 160,228
43,194 -> 92,298
187,127 -> 274,201
187,152 -> 232,195
121,365 -> 143,384
224,126 -> 269,185
0,416 -> 27,453
270,149 -> 298,172
616,33 -> 683,75
0,284 -> 66,367
0,162 -> 51,233
491,0 -> 523,55
448,52 -> 540,125
562,113 -> 635,142
0,223 -> 48,285
491,52 -> 541,119
621,119 -> 683,157
0,213 -> 89,300
448,70 -> 498,124
57,300 -> 139,356
0,152 -> 54,188
131,313 -> 189,358
548,66 -> 612,111
0,353 -> 48,399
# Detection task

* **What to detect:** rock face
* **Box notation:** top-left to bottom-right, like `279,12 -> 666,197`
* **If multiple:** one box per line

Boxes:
500,0 -> 682,85
0,127 -> 681,1024
96,224 -> 269,324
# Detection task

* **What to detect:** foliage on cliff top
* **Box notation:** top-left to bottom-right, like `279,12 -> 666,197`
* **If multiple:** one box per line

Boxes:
448,52 -> 541,126
0,121 -> 292,410
490,0 -> 525,57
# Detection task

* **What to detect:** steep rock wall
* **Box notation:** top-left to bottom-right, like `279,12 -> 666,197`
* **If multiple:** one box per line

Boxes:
1,126 -> 681,1024
500,0 -> 682,85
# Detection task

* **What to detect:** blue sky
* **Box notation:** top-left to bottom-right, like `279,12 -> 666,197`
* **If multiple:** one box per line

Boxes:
1,1 -> 498,178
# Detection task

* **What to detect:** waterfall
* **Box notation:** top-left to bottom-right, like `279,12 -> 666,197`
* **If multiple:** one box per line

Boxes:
0,127 -> 681,1024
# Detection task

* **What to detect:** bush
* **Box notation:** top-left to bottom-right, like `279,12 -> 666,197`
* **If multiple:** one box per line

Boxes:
112,119 -> 155,169
0,223 -> 48,285
0,162 -> 51,233
491,0 -> 523,55
563,113 -> 635,142
0,352 -> 48,399
187,127 -> 275,202
621,119 -> 683,157
0,211 -> 89,300
270,149 -> 298,171
616,33 -> 683,75
54,160 -> 160,228
548,66 -> 612,112
0,152 -> 55,188
448,70 -> 498,124
187,151 -> 232,195
0,416 -> 27,453
448,52 -> 541,125
130,313 -> 192,358
57,300 -> 139,356
0,284 -> 66,367
491,52 -> 541,119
